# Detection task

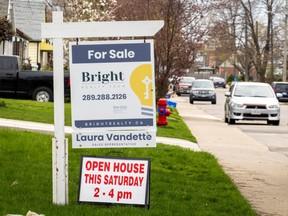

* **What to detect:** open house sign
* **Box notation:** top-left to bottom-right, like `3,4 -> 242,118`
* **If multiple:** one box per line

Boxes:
78,156 -> 150,207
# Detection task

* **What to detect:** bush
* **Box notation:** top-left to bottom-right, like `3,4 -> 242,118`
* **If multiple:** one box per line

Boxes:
226,75 -> 244,85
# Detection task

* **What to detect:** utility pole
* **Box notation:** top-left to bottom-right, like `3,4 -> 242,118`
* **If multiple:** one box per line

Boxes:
256,21 -> 259,81
283,0 -> 288,82
270,6 -> 274,83
245,10 -> 249,81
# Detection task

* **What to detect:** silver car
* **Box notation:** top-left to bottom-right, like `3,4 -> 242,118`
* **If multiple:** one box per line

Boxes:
224,82 -> 280,125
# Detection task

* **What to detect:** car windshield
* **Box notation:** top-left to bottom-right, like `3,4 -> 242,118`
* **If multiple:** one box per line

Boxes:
193,81 -> 214,88
233,85 -> 274,98
180,78 -> 194,84
214,78 -> 224,82
275,84 -> 288,91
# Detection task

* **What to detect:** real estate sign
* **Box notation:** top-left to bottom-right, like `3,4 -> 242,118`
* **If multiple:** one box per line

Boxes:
69,40 -> 156,148
78,156 -> 150,207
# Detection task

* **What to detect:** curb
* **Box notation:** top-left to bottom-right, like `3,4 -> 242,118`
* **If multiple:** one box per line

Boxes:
0,118 -> 201,152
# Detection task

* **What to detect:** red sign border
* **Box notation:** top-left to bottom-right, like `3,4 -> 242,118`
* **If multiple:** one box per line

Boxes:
78,155 -> 151,209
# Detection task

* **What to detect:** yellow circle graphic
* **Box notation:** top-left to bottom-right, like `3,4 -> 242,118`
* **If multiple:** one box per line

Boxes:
130,64 -> 153,107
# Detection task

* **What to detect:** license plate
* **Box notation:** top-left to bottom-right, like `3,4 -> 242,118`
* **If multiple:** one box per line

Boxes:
251,110 -> 261,115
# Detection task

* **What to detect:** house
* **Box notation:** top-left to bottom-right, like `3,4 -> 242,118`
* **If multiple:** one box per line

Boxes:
0,0 -> 52,69
218,58 -> 238,79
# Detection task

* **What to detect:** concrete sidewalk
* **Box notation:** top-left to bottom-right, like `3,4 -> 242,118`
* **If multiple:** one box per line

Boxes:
172,96 -> 288,216
0,118 -> 201,151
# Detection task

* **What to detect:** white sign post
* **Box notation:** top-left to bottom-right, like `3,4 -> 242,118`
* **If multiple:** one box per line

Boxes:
41,11 -> 163,205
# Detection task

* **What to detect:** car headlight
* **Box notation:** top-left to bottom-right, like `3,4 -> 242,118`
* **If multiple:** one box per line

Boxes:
208,90 -> 215,94
267,104 -> 279,109
231,102 -> 245,108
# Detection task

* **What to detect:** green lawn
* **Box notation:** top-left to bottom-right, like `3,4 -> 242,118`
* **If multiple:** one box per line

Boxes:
0,98 -> 70,126
0,98 -> 196,142
0,98 -> 257,215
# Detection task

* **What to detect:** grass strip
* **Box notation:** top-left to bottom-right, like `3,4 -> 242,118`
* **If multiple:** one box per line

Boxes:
0,98 -> 196,143
0,129 -> 256,216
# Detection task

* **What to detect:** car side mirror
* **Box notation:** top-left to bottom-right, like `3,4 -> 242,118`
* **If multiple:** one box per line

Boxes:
276,93 -> 283,98
225,92 -> 231,97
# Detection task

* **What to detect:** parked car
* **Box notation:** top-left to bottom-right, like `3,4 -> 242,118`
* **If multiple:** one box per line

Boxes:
189,79 -> 216,104
271,81 -> 288,102
175,76 -> 195,96
0,55 -> 70,102
211,77 -> 226,88
224,82 -> 281,125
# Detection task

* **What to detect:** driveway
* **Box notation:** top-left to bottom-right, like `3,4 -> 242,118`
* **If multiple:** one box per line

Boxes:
172,96 -> 288,216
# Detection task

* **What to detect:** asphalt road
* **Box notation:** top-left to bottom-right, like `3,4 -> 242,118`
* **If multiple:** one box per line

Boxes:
179,88 -> 288,157
173,91 -> 288,216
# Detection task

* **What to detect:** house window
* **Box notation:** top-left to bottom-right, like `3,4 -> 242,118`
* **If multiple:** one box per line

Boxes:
13,41 -> 20,55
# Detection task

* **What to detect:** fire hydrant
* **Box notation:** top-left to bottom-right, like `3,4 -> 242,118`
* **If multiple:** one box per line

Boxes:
157,98 -> 172,126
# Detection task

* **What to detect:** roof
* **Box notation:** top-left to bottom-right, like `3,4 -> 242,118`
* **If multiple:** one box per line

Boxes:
13,0 -> 45,41
0,0 -> 45,41
16,28 -> 33,41
0,0 -> 9,17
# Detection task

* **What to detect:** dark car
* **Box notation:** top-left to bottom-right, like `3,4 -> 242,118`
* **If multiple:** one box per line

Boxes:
189,79 -> 216,104
211,77 -> 226,88
271,82 -> 288,102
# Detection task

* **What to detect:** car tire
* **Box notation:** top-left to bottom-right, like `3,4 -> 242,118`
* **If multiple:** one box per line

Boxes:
32,87 -> 53,102
267,120 -> 280,126
228,118 -> 235,124
224,115 -> 228,123
211,99 -> 216,104
189,98 -> 194,104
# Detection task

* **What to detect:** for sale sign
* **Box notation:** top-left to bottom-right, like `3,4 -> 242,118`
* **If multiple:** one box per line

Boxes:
78,156 -> 150,207
69,40 -> 156,148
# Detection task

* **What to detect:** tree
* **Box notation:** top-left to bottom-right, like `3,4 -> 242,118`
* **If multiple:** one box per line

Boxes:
240,0 -> 269,82
209,0 -> 251,79
50,0 -> 225,97
211,0 -> 286,82
214,0 -> 284,82
48,0 -> 117,68
62,0 -> 116,22
0,16 -> 14,44
115,0 -> 222,99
